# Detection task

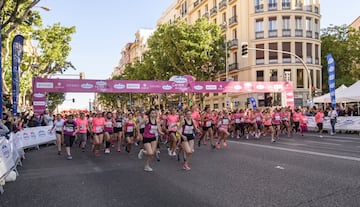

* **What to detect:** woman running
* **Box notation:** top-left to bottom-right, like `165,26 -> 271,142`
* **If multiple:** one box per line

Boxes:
263,109 -> 275,143
315,108 -> 325,138
104,112 -> 115,154
63,114 -> 78,160
199,106 -> 215,149
281,108 -> 292,137
138,109 -> 164,172
232,109 -> 242,139
166,108 -> 179,156
292,109 -> 302,135
123,113 -> 136,153
91,112 -> 105,156
76,112 -> 88,152
51,114 -> 65,155
216,111 -> 231,149
255,109 -> 263,139
272,108 -> 282,140
114,112 -> 124,152
179,110 -> 199,170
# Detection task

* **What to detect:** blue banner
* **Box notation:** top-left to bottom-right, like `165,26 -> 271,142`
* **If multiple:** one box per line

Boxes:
326,54 -> 336,109
12,35 -> 25,116
249,97 -> 257,109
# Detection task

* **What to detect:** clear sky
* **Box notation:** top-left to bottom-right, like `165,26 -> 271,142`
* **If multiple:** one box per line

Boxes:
37,0 -> 360,111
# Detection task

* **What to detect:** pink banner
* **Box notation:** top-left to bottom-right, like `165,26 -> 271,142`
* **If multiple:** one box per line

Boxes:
32,78 -> 294,113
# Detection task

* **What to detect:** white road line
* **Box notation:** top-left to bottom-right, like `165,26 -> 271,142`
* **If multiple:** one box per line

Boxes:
305,141 -> 341,146
281,143 -> 307,147
228,141 -> 360,162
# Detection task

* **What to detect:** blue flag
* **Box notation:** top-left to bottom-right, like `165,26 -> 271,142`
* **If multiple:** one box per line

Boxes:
12,35 -> 25,116
326,54 -> 336,109
249,97 -> 257,109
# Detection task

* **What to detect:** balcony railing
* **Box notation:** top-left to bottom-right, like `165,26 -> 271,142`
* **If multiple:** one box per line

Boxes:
255,31 -> 264,39
315,32 -> 319,39
255,4 -> 264,13
203,11 -> 209,18
306,30 -> 312,38
256,59 -> 265,65
268,29 -> 278,38
228,39 -> 238,49
305,5 -> 312,12
282,29 -> 291,37
228,0 -> 235,4
315,58 -> 319,64
229,63 -> 238,71
269,58 -> 278,64
306,57 -> 312,64
295,3 -> 303,10
229,15 -> 237,26
221,23 -> 227,31
268,3 -> 277,11
210,7 -> 217,16
219,0 -> 227,10
283,57 -> 291,63
295,29 -> 303,37
194,0 -> 199,8
282,2 -> 291,9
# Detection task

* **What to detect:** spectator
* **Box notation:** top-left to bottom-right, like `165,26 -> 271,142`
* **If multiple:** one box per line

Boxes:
328,106 -> 338,135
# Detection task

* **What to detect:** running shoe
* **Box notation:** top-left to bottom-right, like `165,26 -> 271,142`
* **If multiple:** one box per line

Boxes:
57,151 -> 61,155
171,151 -> 177,156
183,164 -> 191,171
81,148 -> 85,152
168,148 -> 172,156
198,140 -> 201,147
271,139 -> 276,143
144,165 -> 153,172
66,155 -> 73,160
95,150 -> 100,157
117,147 -> 121,152
216,143 -> 221,149
138,149 -> 144,159
223,141 -> 227,147
246,134 -> 249,140
211,144 -> 216,149
156,151 -> 160,162
203,140 -> 207,145
105,148 -> 110,154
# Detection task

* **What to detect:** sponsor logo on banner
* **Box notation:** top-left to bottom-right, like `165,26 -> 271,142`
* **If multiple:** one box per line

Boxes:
81,83 -> 94,89
2,144 -> 10,158
33,101 -> 46,106
206,85 -> 217,90
55,82 -> 64,89
113,83 -> 126,89
23,133 -> 29,140
96,81 -> 107,86
36,82 -> 53,89
194,85 -> 203,90
33,93 -> 45,98
162,85 -> 172,90
170,76 -> 188,84
234,85 -> 242,90
274,84 -> 283,91
255,84 -> 265,90
244,82 -> 252,88
126,83 -> 140,89
38,130 -> 46,137
30,132 -> 37,140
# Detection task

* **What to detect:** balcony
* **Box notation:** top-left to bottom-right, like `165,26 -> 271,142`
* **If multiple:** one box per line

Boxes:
229,15 -> 237,26
229,63 -> 238,71
255,4 -> 264,13
268,3 -> 277,11
283,57 -> 291,63
306,57 -> 312,64
268,30 -> 278,38
282,29 -> 291,37
269,58 -> 278,64
219,0 -> 227,11
315,32 -> 319,39
193,0 -> 199,8
306,30 -> 312,38
295,3 -> 303,10
221,23 -> 227,31
228,0 -> 236,4
315,58 -> 319,64
228,39 -> 238,49
210,7 -> 217,16
305,5 -> 312,12
203,11 -> 209,19
314,6 -> 319,14
256,59 -> 265,65
255,31 -> 264,39
295,29 -> 303,37
282,2 -> 291,10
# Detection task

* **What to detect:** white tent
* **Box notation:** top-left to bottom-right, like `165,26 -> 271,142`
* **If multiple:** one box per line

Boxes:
313,84 -> 348,103
336,80 -> 360,102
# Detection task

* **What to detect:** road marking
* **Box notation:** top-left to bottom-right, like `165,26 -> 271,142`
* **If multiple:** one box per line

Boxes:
306,141 -> 341,146
281,143 -> 307,147
228,141 -> 360,162
275,166 -> 285,170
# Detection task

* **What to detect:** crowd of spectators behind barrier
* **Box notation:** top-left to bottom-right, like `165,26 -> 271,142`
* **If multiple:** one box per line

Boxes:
0,103 -> 358,140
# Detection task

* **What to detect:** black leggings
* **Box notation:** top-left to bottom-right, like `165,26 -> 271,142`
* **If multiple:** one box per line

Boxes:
64,134 -> 75,147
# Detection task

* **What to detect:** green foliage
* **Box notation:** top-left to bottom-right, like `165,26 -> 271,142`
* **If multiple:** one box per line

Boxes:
46,92 -> 65,112
321,25 -> 360,92
123,18 -> 225,81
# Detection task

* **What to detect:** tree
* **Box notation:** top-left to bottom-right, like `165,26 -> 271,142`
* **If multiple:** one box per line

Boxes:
321,25 -> 360,92
46,92 -> 65,112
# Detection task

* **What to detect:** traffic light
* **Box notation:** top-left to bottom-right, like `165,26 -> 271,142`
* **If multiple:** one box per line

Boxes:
72,98 -> 75,103
241,42 -> 248,57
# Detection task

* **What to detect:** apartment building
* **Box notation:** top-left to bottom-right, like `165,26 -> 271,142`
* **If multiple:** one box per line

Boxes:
158,0 -> 321,109
350,16 -> 360,31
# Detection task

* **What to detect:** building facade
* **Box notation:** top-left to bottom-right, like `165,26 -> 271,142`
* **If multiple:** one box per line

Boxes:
158,0 -> 321,109
349,16 -> 360,31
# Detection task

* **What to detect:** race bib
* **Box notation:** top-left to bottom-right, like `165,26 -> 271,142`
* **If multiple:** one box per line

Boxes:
105,122 -> 112,128
150,126 -> 157,135
275,115 -> 281,121
116,122 -> 122,128
80,124 -> 87,130
65,127 -> 73,132
240,118 -> 245,122
206,121 -> 212,127
56,126 -> 62,131
95,126 -> 102,133
256,117 -> 261,121
184,125 -> 193,134
223,119 -> 229,125
235,119 -> 240,124
127,126 -> 134,133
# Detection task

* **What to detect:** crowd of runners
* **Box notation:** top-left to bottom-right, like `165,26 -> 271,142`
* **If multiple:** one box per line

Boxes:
48,105 -> 335,172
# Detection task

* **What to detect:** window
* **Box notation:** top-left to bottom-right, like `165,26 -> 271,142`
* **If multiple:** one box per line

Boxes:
269,43 -> 278,63
198,10 -> 201,18
315,44 -> 319,64
284,69 -> 291,81
255,0 -> 263,12
282,42 -> 291,63
214,103 -> 219,109
181,1 -> 187,16
297,69 -> 304,88
232,75 -> 238,81
213,18 -> 217,24
222,12 -> 226,23
268,0 -> 277,10
232,5 -> 237,16
306,43 -> 312,63
316,70 -> 321,89
295,42 -> 303,60
256,44 -> 265,64
295,16 -> 302,29
232,29 -> 237,39
256,19 -> 264,32
256,70 -> 264,81
282,0 -> 290,9
269,17 -> 277,30
213,0 -> 217,7
314,19 -> 319,38
306,17 -> 312,31
310,69 -> 315,88
270,69 -> 278,81
205,4 -> 209,11
282,16 -> 290,29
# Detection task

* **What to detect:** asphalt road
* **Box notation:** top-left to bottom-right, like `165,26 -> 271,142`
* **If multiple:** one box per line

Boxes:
1,132 -> 360,207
